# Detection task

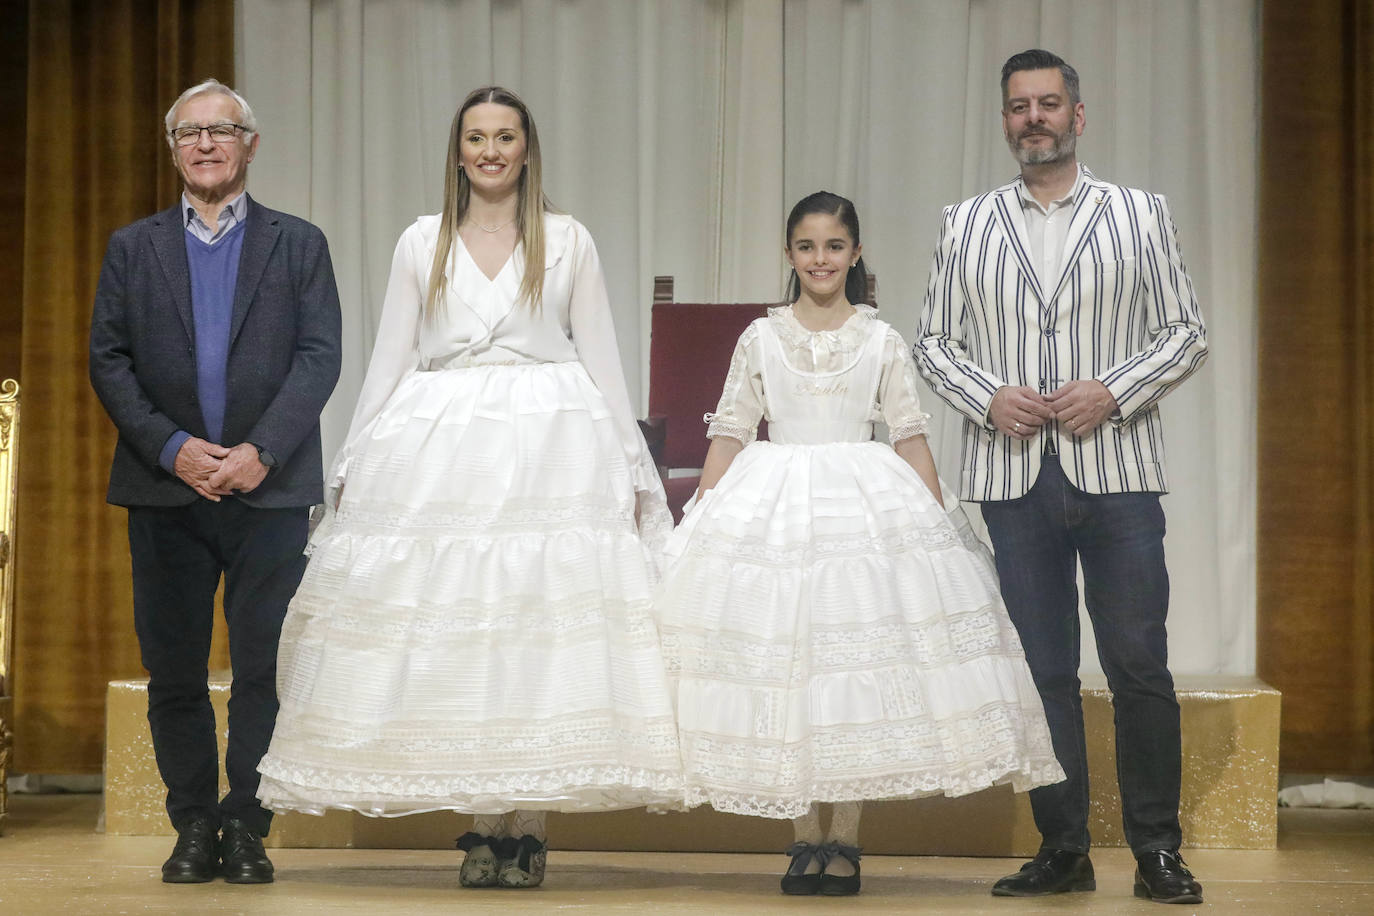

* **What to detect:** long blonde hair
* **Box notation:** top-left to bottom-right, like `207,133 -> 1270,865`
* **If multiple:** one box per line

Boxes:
425,86 -> 550,321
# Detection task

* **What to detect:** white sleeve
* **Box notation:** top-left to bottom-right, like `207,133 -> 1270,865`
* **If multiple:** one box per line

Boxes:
566,222 -> 658,493
704,324 -> 764,444
327,225 -> 424,497
878,327 -> 932,443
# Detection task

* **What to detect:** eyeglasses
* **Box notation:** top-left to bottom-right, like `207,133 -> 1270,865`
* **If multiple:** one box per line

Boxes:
169,123 -> 249,147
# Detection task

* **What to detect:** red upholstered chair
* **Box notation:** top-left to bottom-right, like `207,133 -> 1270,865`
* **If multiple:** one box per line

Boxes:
640,278 -> 770,522
639,275 -> 876,522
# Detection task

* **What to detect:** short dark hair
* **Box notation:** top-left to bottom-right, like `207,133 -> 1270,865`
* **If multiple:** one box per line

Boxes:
1001,49 -> 1080,106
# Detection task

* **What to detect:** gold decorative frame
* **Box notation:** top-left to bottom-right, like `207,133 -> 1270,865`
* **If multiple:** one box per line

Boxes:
0,379 -> 20,832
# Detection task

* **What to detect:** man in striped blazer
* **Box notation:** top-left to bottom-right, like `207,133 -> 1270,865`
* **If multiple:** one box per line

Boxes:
915,50 -> 1207,905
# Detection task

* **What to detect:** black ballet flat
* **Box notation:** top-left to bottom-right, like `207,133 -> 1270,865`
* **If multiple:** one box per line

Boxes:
819,842 -> 862,896
780,841 -> 826,895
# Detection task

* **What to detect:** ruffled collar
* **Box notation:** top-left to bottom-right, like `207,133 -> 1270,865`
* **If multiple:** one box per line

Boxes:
766,304 -> 878,374
768,303 -> 876,351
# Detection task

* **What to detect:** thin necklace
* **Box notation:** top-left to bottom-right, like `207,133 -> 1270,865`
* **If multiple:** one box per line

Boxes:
469,218 -> 514,234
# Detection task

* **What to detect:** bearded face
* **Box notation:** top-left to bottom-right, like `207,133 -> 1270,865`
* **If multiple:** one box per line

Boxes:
1001,68 -> 1083,168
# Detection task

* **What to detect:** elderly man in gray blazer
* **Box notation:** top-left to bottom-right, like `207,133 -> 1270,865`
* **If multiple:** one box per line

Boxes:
89,79 -> 341,885
915,50 -> 1207,904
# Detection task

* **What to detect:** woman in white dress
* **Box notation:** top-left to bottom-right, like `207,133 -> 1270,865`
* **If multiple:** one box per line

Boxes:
256,86 -> 682,889
654,191 -> 1063,896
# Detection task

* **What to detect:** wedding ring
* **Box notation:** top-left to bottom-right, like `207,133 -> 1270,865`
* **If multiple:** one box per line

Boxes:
1014,421 -> 1022,431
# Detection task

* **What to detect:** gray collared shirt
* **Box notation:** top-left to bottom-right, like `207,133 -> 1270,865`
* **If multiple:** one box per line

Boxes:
182,191 -> 248,245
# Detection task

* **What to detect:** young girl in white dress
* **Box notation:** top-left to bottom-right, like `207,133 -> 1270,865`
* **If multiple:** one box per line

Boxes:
654,191 -> 1064,896
255,87 -> 682,888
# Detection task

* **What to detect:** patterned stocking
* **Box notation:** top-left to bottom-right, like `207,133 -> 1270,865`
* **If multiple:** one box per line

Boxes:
508,809 -> 548,842
826,801 -> 862,846
792,803 -> 823,844
825,802 -> 863,876
472,812 -> 505,838
791,803 -> 824,873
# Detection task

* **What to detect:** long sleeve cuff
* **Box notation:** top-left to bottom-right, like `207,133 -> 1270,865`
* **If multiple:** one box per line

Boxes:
158,430 -> 192,474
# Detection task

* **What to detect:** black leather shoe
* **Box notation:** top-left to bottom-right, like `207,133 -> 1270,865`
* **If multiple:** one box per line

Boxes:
220,817 -> 275,884
991,848 -> 1095,896
780,842 -> 825,895
161,815 -> 218,883
1134,850 -> 1203,904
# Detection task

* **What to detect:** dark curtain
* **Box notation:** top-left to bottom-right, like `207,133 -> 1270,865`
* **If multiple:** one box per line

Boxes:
0,0 -> 27,375
1257,0 -> 1374,774
15,0 -> 235,773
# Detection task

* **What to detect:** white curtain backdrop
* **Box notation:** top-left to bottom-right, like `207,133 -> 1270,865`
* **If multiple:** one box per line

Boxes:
237,0 -> 1257,676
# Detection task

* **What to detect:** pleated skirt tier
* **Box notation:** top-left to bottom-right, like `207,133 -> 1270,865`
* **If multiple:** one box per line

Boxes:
655,440 -> 1064,819
256,361 -> 683,815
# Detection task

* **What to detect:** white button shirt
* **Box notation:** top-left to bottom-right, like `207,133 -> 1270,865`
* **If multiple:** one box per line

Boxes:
1016,170 -> 1086,454
1016,169 -> 1086,294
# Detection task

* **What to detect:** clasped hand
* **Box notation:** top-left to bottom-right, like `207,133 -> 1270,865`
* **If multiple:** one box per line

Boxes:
988,380 -> 1118,440
174,438 -> 268,501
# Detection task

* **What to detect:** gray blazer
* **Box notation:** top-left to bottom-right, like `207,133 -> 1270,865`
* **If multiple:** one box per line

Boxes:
90,195 -> 342,508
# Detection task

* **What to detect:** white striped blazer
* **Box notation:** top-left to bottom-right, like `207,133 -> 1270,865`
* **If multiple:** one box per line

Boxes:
914,166 -> 1208,501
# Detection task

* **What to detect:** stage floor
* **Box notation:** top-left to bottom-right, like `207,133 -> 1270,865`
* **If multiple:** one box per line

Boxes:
1,794 -> 1371,914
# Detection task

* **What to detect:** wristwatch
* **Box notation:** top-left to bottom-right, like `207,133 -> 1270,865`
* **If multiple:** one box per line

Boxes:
254,444 -> 278,469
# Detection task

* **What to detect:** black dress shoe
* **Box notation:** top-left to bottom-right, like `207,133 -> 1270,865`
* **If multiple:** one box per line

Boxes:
991,848 -> 1095,896
162,815 -> 218,883
220,817 -> 275,884
1134,850 -> 1203,904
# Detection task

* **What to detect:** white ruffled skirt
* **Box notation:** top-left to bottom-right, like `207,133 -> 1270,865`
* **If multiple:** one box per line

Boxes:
256,361 -> 682,815
655,440 -> 1064,819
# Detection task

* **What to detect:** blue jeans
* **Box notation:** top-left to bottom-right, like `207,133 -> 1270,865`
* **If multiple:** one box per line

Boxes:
980,456 -> 1182,857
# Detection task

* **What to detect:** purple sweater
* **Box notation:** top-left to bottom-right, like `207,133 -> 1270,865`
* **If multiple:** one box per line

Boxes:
157,220 -> 247,471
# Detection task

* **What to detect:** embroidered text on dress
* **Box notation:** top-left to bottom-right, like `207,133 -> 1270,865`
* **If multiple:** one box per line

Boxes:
794,380 -> 848,397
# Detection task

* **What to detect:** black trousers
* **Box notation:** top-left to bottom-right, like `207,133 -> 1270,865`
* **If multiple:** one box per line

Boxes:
128,500 -> 307,835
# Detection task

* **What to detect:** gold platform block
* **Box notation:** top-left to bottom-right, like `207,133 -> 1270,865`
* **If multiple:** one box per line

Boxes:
104,673 -> 1279,852
1086,674 -> 1281,849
